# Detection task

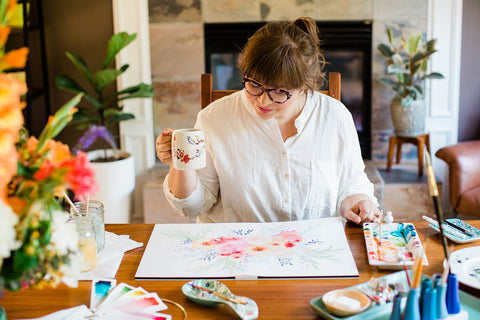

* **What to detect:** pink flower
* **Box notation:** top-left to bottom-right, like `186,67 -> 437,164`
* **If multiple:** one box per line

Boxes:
218,241 -> 250,258
274,231 -> 302,243
63,151 -> 98,200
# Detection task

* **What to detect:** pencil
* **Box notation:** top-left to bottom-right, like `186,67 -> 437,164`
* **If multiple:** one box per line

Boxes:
189,283 -> 246,304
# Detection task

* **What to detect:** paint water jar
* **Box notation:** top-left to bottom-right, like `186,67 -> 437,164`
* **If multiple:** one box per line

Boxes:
76,217 -> 97,272
71,200 -> 105,253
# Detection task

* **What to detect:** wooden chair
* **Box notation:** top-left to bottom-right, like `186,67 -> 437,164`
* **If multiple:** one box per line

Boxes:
200,72 -> 341,109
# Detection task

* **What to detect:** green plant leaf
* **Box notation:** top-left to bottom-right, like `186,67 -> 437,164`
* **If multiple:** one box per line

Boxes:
117,83 -> 154,100
37,93 -> 83,152
71,111 -> 100,125
425,39 -> 437,52
425,72 -> 444,79
387,28 -> 395,47
377,44 -> 394,57
65,51 -> 94,86
56,75 -> 103,108
406,33 -> 422,56
103,108 -> 123,118
103,32 -> 137,68
94,68 -> 125,92
387,65 -> 409,74
105,113 -> 135,126
379,77 -> 398,86
55,74 -> 86,93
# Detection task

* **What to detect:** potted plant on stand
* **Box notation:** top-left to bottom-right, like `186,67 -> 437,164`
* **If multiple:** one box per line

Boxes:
377,27 -> 444,136
56,32 -> 154,223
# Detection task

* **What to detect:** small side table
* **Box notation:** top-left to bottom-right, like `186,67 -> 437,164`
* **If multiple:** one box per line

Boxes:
386,133 -> 431,176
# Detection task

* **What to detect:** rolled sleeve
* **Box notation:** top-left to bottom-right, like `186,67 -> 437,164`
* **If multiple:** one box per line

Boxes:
163,173 -> 208,219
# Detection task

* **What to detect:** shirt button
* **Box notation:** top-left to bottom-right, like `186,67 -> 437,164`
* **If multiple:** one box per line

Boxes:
282,151 -> 286,156
285,174 -> 289,179
285,198 -> 289,203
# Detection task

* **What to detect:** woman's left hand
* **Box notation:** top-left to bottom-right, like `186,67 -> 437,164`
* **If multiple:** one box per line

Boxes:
343,199 -> 381,224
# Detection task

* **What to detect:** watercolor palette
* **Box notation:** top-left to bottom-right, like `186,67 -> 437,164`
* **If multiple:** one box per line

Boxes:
363,223 -> 428,270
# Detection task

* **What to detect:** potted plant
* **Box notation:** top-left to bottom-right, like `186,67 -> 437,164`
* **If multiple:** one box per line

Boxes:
56,32 -> 154,223
377,27 -> 444,136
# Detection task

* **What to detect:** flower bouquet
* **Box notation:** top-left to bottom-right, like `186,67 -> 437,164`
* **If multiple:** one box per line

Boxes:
0,0 -> 98,292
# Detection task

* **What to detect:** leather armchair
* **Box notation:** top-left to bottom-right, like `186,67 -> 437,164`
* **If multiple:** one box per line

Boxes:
435,141 -> 480,217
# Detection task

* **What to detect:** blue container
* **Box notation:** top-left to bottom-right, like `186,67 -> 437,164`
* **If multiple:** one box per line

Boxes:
446,273 -> 461,314
389,294 -> 404,320
403,288 -> 421,320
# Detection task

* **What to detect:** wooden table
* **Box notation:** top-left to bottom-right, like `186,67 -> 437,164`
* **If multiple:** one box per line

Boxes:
3,221 -> 480,319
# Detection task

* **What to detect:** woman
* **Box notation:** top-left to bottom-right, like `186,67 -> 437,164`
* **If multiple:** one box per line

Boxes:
156,17 -> 380,224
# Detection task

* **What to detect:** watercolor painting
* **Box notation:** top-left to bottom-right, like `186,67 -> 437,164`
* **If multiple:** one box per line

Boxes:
135,217 -> 359,279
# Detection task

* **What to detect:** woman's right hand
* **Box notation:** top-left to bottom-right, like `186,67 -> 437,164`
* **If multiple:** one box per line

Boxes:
156,128 -> 174,166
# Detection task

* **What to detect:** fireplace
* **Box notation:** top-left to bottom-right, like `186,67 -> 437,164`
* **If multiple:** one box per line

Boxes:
204,21 -> 372,159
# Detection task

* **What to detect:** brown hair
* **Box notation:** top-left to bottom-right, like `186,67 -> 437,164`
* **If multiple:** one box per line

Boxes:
238,17 -> 326,92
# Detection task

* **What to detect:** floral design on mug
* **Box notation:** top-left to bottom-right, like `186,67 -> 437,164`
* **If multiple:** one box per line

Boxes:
174,146 -> 205,164
187,135 -> 205,145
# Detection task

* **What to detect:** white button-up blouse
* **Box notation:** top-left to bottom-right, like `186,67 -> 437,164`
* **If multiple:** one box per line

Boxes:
163,90 -> 377,223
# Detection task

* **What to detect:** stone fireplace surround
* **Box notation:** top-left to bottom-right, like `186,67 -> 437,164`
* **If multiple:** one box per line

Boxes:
149,0 -> 429,162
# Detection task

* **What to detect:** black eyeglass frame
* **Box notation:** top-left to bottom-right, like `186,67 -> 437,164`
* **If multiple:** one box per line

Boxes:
241,78 -> 293,104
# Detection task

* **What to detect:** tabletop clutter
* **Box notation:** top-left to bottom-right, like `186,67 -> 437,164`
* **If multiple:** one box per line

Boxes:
319,212 -> 478,320
23,184 -> 480,320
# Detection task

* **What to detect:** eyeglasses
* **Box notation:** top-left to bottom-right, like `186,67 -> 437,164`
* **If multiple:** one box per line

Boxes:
242,78 -> 293,104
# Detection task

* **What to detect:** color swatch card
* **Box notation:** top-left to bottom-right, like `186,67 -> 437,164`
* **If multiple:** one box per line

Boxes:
135,217 -> 359,279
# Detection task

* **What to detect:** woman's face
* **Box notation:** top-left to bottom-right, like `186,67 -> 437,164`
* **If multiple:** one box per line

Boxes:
244,79 -> 302,121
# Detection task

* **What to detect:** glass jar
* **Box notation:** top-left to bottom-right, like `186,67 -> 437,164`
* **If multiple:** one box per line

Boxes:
71,200 -> 105,253
76,217 -> 97,272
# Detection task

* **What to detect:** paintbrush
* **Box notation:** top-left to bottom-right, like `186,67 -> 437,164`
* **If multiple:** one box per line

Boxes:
189,283 -> 246,304
425,151 -> 449,261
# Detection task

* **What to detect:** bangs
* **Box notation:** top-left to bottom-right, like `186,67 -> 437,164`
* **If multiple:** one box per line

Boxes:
241,37 -> 305,90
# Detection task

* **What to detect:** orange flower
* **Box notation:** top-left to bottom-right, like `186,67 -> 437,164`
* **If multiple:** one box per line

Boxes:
0,26 -> 10,48
33,160 -> 54,181
6,196 -> 26,215
45,140 -> 71,167
25,136 -> 38,154
0,47 -> 29,71
0,131 -> 17,201
0,104 -> 23,131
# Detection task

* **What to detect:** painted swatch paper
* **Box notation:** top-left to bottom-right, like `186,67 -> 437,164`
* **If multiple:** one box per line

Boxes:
135,217 -> 358,279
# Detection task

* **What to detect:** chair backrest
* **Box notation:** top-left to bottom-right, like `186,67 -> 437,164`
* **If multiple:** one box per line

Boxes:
201,72 -> 341,109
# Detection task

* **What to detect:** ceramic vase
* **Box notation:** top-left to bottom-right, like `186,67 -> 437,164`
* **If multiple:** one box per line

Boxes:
390,98 -> 426,137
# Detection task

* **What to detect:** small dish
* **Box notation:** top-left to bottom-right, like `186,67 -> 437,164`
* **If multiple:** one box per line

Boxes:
426,218 -> 480,244
182,279 -> 258,320
322,289 -> 371,317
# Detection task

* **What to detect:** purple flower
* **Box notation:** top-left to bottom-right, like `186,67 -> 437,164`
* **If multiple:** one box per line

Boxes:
72,125 -> 118,155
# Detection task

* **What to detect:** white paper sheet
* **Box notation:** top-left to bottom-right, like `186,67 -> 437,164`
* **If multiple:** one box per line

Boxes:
135,217 -> 358,279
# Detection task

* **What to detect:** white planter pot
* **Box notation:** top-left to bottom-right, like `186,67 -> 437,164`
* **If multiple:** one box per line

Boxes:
87,150 -> 135,223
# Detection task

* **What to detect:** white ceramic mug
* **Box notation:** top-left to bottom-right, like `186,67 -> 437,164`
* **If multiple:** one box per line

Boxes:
172,129 -> 206,170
